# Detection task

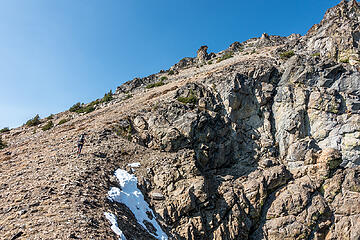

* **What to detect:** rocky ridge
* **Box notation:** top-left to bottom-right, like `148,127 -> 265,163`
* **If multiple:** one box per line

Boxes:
1,1 -> 360,239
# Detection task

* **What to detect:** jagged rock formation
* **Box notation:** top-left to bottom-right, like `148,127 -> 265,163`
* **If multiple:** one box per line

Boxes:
196,46 -> 209,64
1,1 -> 360,239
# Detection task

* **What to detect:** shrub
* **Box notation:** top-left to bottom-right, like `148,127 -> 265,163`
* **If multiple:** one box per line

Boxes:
26,114 -> 41,127
70,90 -> 113,115
312,52 -> 320,57
69,101 -> 95,114
0,137 -> 7,149
146,81 -> 165,89
42,121 -> 54,131
0,127 -> 10,133
58,118 -> 70,125
102,90 -> 113,102
212,83 -> 216,91
177,90 -> 197,104
280,50 -> 295,59
168,70 -> 175,75
208,60 -> 213,65
340,58 -> 349,63
217,51 -> 233,63
113,123 -> 133,141
78,104 -> 95,114
46,114 -> 54,120
124,94 -> 133,100
69,103 -> 82,112
160,76 -> 168,81
152,102 -> 160,111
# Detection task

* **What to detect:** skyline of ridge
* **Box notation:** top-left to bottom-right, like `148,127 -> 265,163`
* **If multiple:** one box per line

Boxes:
0,0 -> 339,128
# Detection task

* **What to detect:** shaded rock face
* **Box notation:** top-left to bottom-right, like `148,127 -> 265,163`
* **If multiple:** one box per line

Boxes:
133,60 -> 281,172
123,56 -> 359,239
112,2 -> 360,239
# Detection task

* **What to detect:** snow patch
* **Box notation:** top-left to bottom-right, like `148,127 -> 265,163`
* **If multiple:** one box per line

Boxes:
127,162 -> 141,168
107,169 -> 168,240
104,212 -> 127,240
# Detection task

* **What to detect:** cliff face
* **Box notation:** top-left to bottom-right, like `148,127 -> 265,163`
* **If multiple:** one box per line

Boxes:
1,1 -> 360,240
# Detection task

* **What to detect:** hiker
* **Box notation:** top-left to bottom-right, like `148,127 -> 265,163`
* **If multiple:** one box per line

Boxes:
77,134 -> 86,156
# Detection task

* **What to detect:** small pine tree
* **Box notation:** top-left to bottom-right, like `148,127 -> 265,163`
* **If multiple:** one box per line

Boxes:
26,114 -> 41,127
69,103 -> 82,112
42,121 -> 54,131
102,90 -> 113,102
0,127 -> 10,133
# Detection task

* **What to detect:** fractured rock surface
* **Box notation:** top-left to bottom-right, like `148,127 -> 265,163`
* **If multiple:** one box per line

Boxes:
1,1 -> 360,239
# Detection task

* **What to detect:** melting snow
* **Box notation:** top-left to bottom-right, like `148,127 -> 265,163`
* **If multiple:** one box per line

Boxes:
127,162 -> 141,168
107,169 -> 168,240
104,212 -> 127,240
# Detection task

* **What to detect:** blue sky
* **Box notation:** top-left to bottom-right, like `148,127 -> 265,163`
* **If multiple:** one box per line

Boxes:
0,0 -> 339,128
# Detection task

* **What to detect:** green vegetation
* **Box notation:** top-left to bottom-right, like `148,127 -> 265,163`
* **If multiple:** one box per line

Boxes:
280,50 -> 295,59
168,70 -> 175,75
102,90 -> 113,102
327,157 -> 342,170
208,60 -> 213,65
69,102 -> 96,114
79,104 -> 95,114
212,83 -> 216,91
217,51 -> 233,63
69,102 -> 82,112
351,185 -> 360,192
58,118 -> 70,125
69,90 -> 113,114
0,137 -> 7,150
26,114 -> 41,127
124,94 -> 133,100
152,102 -> 160,111
177,90 -> 197,104
113,123 -> 133,141
340,57 -> 349,63
160,76 -> 168,81
42,121 -> 54,131
312,52 -> 320,57
0,127 -> 10,133
146,80 -> 165,89
69,102 -> 92,114
46,114 -> 54,120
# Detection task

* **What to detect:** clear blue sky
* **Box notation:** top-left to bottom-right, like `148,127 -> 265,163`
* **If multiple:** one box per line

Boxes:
0,0 -> 339,128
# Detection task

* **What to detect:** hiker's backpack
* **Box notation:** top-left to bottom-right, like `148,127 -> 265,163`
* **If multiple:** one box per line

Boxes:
78,135 -> 85,144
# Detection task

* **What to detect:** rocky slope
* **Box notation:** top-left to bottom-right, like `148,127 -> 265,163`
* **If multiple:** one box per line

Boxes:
1,1 -> 360,239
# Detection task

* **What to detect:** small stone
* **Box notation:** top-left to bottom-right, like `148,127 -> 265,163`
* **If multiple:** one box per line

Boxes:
150,192 -> 165,200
